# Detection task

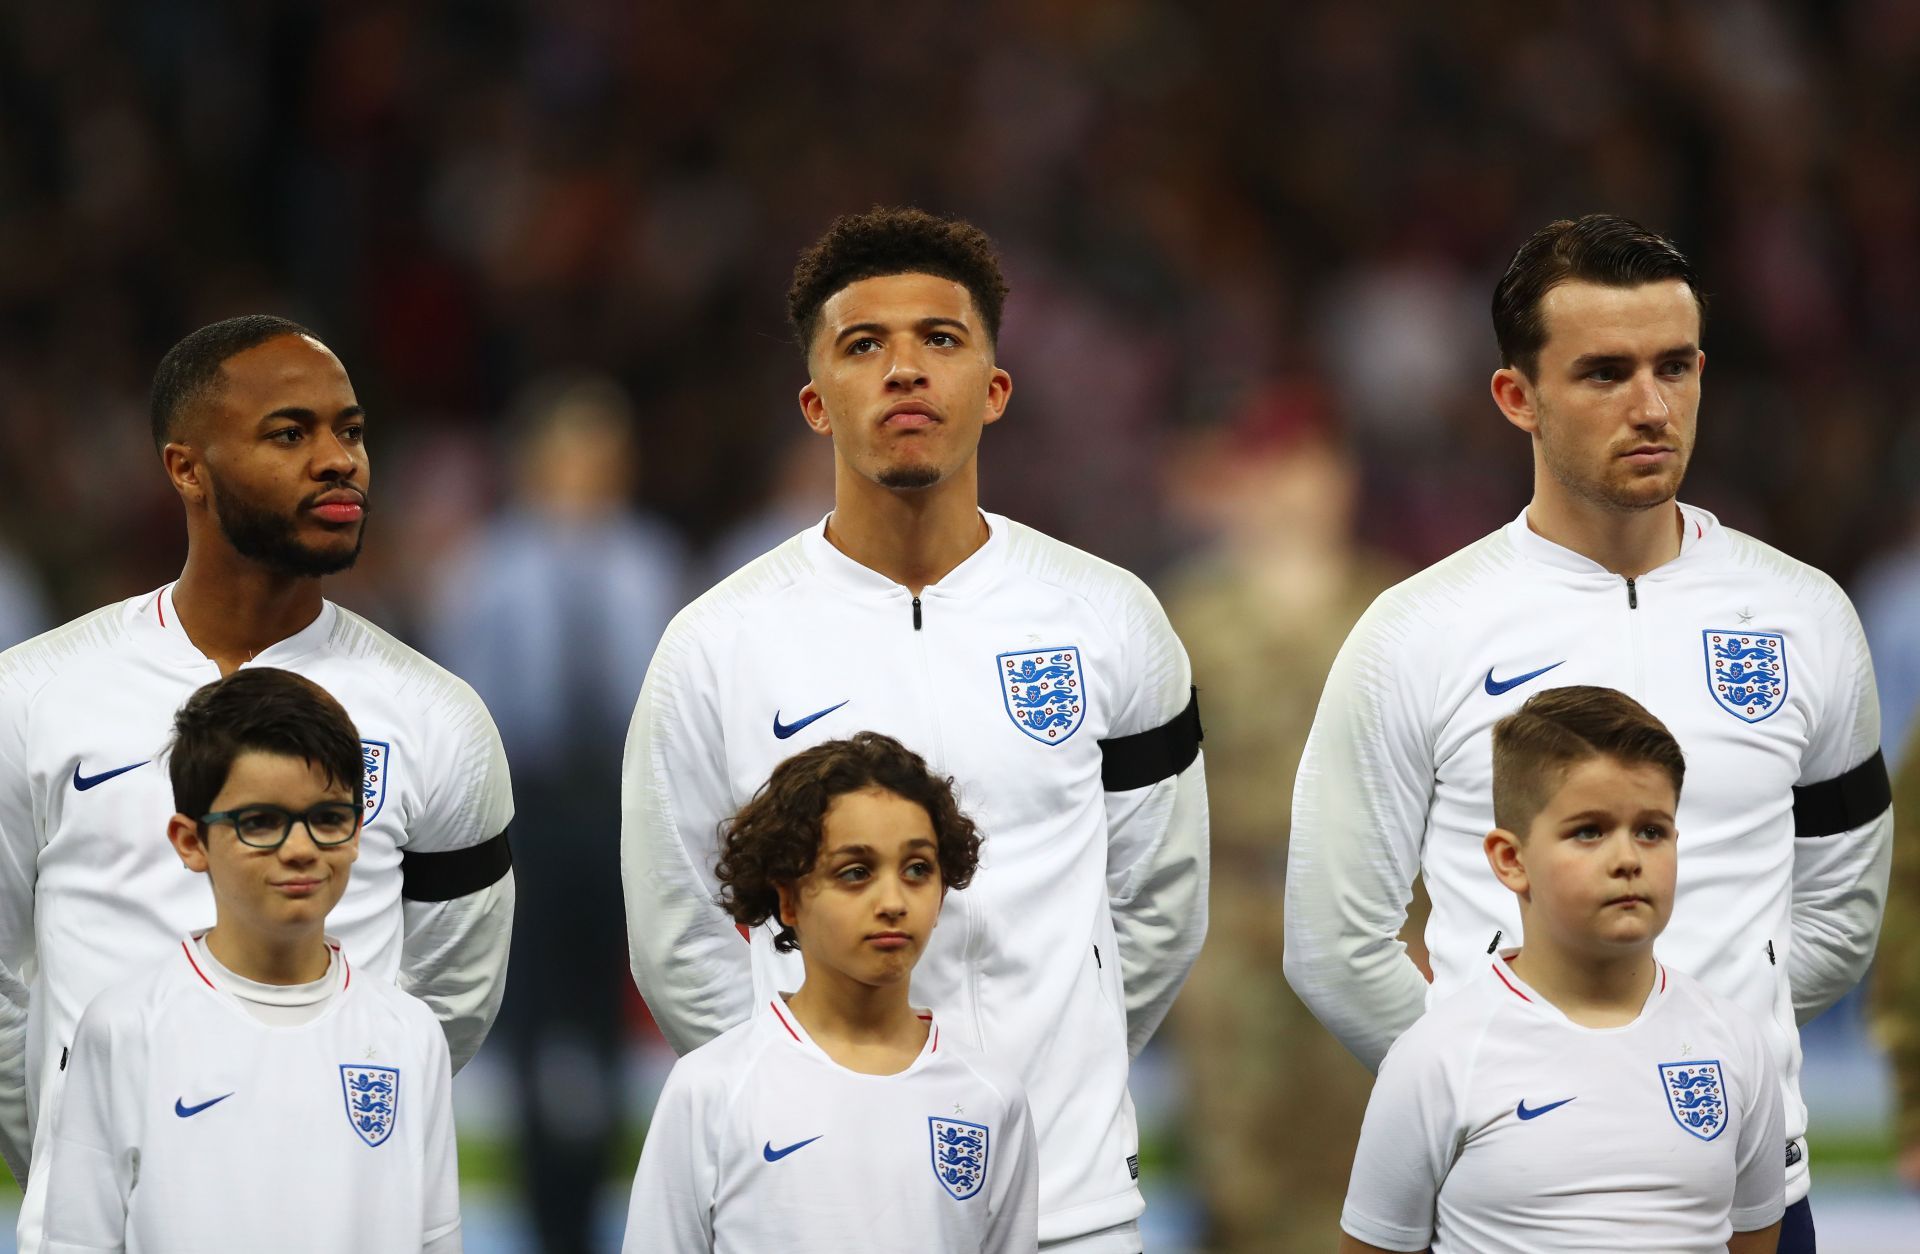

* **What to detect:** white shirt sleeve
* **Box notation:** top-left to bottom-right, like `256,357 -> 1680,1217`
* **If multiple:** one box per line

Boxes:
1286,593 -> 1437,1071
620,1061 -> 717,1253
1729,1014 -> 1787,1232
621,618 -> 754,1055
1788,592 -> 1892,1025
0,661 -> 37,1180
1103,581 -> 1210,1058
1339,1022 -> 1458,1252
39,1000 -> 137,1254
419,1021 -> 463,1254
983,1084 -> 1041,1254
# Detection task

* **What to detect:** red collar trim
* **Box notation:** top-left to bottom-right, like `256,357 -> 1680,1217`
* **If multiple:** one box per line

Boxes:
1491,959 -> 1532,1003
770,1000 -> 802,1042
182,940 -> 216,990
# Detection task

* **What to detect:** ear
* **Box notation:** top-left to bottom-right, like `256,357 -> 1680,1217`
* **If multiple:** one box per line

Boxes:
798,380 -> 832,436
162,441 -> 210,507
775,880 -> 800,931
980,366 -> 1013,429
1484,828 -> 1530,898
1490,367 -> 1539,437
168,814 -> 211,873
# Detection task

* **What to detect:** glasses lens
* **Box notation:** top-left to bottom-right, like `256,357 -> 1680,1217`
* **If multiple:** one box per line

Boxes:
307,803 -> 360,845
232,807 -> 291,847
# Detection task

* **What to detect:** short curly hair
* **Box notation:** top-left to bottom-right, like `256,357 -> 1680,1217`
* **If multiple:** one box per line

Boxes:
715,732 -> 982,953
787,206 -> 1010,356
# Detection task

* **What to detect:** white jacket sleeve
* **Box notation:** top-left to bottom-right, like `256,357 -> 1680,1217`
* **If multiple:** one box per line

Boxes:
420,1025 -> 464,1254
620,1062 -> 716,1253
0,663 -> 38,1181
1103,583 -> 1209,1058
984,1086 -> 1041,1254
1285,594 -> 1435,1072
1789,595 -> 1892,1025
39,1003 -> 135,1254
622,618 -> 753,1055
399,876 -> 515,1074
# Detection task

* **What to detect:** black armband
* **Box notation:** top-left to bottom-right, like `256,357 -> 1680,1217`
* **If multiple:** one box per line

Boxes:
1099,686 -> 1204,792
401,828 -> 513,901
1792,750 -> 1891,838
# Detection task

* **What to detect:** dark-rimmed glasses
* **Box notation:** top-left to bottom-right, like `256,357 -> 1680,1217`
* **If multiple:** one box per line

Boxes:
199,802 -> 363,850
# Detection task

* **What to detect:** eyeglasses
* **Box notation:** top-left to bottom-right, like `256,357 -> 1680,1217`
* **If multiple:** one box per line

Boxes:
199,802 -> 363,849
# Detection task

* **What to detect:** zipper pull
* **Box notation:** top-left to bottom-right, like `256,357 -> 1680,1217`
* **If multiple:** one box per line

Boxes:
1626,577 -> 1638,609
912,596 -> 922,631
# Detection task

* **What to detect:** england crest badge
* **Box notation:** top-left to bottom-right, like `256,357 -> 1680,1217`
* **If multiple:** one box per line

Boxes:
1657,1059 -> 1727,1142
340,1064 -> 400,1147
997,647 -> 1085,745
360,740 -> 390,824
929,1117 -> 990,1200
1703,630 -> 1787,724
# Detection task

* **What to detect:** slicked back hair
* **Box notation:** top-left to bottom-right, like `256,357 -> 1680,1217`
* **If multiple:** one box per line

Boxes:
1492,215 -> 1705,379
788,207 -> 1010,359
1491,685 -> 1686,838
150,315 -> 318,451
168,667 -> 364,823
714,732 -> 982,953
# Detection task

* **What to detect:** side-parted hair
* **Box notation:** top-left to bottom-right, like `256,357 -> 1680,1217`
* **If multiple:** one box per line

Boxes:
1492,215 -> 1705,379
168,667 -> 364,822
714,732 -> 983,953
150,314 -> 317,451
1491,685 -> 1686,837
788,206 -> 1010,357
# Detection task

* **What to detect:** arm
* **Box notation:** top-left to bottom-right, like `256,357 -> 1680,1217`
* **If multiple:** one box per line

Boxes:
1103,585 -> 1210,1058
38,1008 -> 133,1254
983,1087 -> 1040,1254
1727,1224 -> 1780,1254
0,667 -> 38,1179
1284,597 -> 1436,1071
621,621 -> 753,1055
1870,748 -> 1920,1185
1789,599 -> 1893,1024
1728,1014 -> 1787,1239
1339,1238 -> 1425,1254
420,1028 -> 463,1254
619,1065 -> 715,1253
1337,1024 -> 1455,1254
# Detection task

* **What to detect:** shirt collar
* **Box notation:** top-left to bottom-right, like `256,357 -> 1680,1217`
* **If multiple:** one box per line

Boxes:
797,509 -> 1009,600
762,995 -> 941,1074
1503,501 -> 1720,577
142,582 -> 339,669
1487,950 -> 1669,1029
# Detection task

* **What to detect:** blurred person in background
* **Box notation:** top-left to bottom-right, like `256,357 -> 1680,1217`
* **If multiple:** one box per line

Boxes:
0,548 -> 49,653
1286,216 -> 1891,1252
1159,381 -> 1411,1251
1871,748 -> 1920,1191
429,373 -> 685,1254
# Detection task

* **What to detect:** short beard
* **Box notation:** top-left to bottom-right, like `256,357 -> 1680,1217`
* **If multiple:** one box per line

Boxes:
876,465 -> 942,491
209,474 -> 367,578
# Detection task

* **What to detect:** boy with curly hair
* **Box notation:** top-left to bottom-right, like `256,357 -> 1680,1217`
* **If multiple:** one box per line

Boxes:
621,732 -> 1038,1253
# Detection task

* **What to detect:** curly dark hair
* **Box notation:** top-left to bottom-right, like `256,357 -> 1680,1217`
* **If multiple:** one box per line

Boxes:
715,732 -> 982,953
787,206 -> 1010,356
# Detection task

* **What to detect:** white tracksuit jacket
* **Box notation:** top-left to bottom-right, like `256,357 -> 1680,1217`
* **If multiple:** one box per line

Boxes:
622,513 -> 1209,1248
1287,503 -> 1891,1206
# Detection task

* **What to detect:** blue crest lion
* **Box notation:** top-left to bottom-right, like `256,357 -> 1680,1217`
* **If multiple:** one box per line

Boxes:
996,647 -> 1086,745
929,1117 -> 990,1200
360,739 -> 390,823
340,1064 -> 400,1147
1657,1059 -> 1727,1142
1702,631 -> 1787,724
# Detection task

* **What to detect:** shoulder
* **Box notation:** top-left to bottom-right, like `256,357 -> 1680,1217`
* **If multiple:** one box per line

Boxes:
1351,528 -> 1519,643
77,947 -> 199,1037
1382,975 -> 1506,1078
1666,969 -> 1771,1055
323,607 -> 499,735
934,1031 -> 1030,1116
999,518 -> 1167,626
652,532 -> 817,665
0,598 -> 143,707
1710,524 -> 1858,622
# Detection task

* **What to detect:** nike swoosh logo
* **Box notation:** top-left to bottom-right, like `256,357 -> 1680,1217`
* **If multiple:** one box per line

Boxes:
175,1093 -> 234,1118
773,701 -> 848,740
1484,661 -> 1566,696
73,761 -> 149,791
1516,1097 -> 1576,1120
762,1135 -> 823,1162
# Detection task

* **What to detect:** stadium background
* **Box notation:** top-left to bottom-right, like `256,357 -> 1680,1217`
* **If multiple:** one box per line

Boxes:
2,2 -> 1917,1249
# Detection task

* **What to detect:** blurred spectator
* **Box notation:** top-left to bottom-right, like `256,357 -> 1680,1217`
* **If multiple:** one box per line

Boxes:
0,546 -> 50,651
1856,511 -> 1920,765
1158,383 -> 1420,1251
427,373 -> 685,1254
1871,748 -> 1920,1190
703,427 -> 833,589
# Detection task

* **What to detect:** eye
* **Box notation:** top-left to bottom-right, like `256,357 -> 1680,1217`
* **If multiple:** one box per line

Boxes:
847,337 -> 880,355
338,423 -> 366,444
234,808 -> 287,838
927,331 -> 959,348
1637,824 -> 1671,842
904,860 -> 936,881
835,864 -> 870,883
267,427 -> 304,445
1585,367 -> 1620,384
1571,824 -> 1605,841
1659,360 -> 1693,377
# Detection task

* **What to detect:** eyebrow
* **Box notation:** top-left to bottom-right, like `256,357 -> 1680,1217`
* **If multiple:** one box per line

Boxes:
260,404 -> 366,424
824,837 -> 939,858
834,316 -> 970,346
1568,345 -> 1698,371
1560,808 -> 1674,824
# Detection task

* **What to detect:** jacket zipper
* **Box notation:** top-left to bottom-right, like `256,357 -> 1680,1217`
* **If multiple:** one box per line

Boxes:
912,596 -> 922,631
1626,577 -> 1637,609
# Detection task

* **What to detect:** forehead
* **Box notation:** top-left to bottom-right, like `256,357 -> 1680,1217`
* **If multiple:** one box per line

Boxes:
214,750 -> 354,803
1537,279 -> 1700,361
211,334 -> 356,421
817,273 -> 979,339
1541,754 -> 1677,815
820,785 -> 936,846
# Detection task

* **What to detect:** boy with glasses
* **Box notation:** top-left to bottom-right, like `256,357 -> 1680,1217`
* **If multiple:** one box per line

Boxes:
36,668 -> 460,1253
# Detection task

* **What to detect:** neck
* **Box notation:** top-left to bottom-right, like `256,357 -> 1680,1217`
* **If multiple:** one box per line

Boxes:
825,459 -> 987,596
173,545 -> 325,675
1525,488 -> 1682,580
1506,935 -> 1656,1029
203,923 -> 332,986
785,965 -> 926,1075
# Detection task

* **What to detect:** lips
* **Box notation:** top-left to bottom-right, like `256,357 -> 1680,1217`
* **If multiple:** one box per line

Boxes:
881,402 -> 939,429
274,879 -> 325,897
1619,445 -> 1674,466
867,932 -> 913,950
307,490 -> 367,524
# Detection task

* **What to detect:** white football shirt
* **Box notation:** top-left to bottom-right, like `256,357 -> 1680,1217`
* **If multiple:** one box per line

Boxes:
622,997 -> 1038,1254
1342,957 -> 1785,1252
0,586 -> 515,1184
38,939 -> 460,1254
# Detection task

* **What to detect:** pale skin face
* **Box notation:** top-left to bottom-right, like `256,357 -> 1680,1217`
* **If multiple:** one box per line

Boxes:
798,273 -> 1011,494
1484,755 -> 1679,962
1491,279 -> 1704,520
167,751 -> 360,983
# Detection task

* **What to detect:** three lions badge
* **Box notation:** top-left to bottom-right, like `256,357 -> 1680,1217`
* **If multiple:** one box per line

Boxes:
1658,1060 -> 1727,1142
929,1117 -> 990,1200
1703,631 -> 1787,723
997,647 -> 1085,745
341,1064 -> 400,1147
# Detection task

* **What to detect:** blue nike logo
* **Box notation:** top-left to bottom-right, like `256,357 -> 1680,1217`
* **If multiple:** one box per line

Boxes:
763,1135 -> 823,1162
175,1093 -> 234,1118
773,701 -> 849,740
1516,1097 -> 1576,1120
73,761 -> 149,791
1484,661 -> 1566,696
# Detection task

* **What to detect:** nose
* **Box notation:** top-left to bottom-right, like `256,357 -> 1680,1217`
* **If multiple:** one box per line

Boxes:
883,345 -> 929,392
311,428 -> 360,480
874,876 -> 909,921
1627,369 -> 1671,431
279,820 -> 323,861
1608,832 -> 1644,877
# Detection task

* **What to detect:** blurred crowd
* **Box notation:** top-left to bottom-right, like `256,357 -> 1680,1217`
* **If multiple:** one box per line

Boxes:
4,2 -> 1919,1250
